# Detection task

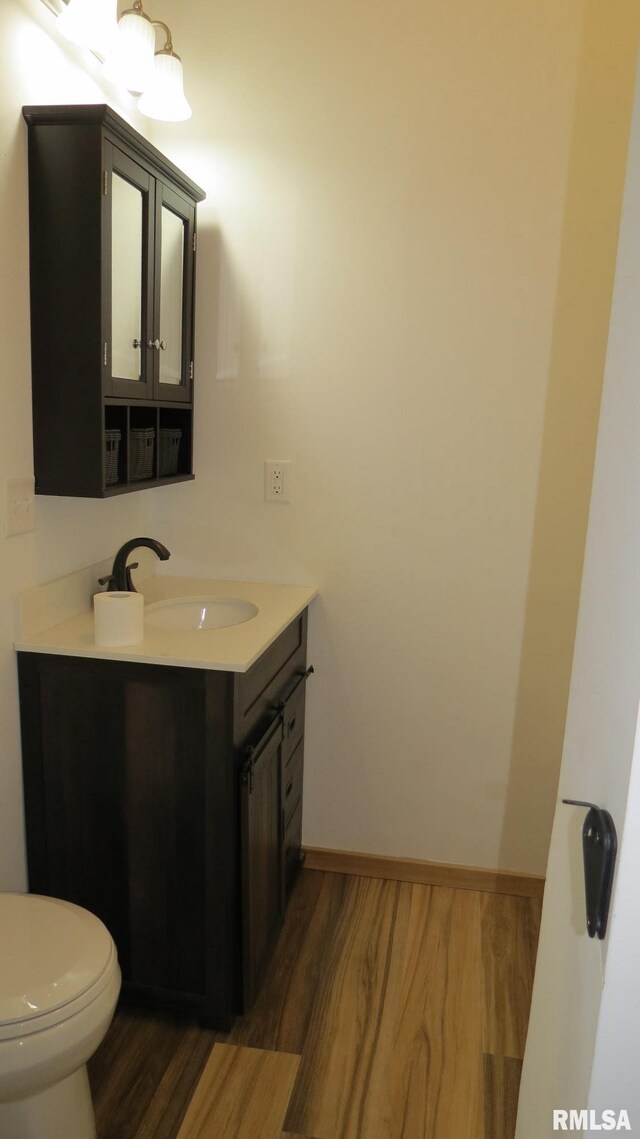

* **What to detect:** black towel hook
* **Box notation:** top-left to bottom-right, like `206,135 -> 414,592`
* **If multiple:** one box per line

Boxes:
562,799 -> 617,940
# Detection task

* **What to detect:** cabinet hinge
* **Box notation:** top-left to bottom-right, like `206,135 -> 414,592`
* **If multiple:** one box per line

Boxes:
241,749 -> 255,793
193,232 -> 197,253
103,170 -> 108,196
190,361 -> 194,381
103,342 -> 108,367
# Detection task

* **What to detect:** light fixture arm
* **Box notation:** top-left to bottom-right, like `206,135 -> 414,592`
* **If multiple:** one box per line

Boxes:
121,0 -> 151,21
152,21 -> 177,56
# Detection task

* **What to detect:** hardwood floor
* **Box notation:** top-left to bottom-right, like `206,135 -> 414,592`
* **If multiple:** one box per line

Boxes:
89,868 -> 541,1139
176,1045 -> 300,1138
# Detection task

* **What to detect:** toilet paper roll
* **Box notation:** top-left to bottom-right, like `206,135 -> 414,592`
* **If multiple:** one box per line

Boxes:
94,591 -> 144,647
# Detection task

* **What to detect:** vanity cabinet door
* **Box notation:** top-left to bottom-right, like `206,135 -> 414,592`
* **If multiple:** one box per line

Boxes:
19,655 -> 207,1000
103,143 -> 155,400
240,713 -> 284,1008
122,668 -> 207,998
21,656 -> 132,969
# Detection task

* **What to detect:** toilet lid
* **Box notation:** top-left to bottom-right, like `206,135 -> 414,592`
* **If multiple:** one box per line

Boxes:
0,893 -> 115,1025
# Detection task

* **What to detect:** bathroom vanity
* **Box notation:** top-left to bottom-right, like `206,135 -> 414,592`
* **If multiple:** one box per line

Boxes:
16,574 -> 317,1029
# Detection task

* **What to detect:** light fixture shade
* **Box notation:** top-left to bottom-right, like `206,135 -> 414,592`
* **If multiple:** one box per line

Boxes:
57,0 -> 118,57
103,9 -> 155,95
138,52 -> 192,122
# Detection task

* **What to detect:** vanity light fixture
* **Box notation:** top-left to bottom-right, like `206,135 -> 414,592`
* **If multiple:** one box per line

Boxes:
102,1 -> 155,94
137,22 -> 192,121
57,0 -> 117,56
50,0 -> 192,122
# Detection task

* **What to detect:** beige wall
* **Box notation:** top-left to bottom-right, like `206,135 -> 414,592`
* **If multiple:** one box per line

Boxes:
0,0 -> 151,890
0,0 -> 637,889
518,38 -> 640,1131
147,0 -> 636,873
150,0 -> 637,874
499,0 -> 640,870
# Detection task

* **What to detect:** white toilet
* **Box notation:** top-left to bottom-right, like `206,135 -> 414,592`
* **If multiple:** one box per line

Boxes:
0,893 -> 121,1139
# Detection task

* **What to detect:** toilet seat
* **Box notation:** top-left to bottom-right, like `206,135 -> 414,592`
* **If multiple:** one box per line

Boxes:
0,894 -> 117,1041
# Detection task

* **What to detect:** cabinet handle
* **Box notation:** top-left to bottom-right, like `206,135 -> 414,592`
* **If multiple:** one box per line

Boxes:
272,665 -> 315,715
132,338 -> 142,349
241,754 -> 254,793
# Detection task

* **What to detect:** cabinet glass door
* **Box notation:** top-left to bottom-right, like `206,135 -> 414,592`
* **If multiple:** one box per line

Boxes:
112,174 -> 143,382
153,183 -> 195,402
159,206 -> 184,386
104,145 -> 154,399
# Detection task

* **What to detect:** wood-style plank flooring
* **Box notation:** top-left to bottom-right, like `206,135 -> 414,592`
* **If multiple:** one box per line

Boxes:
89,869 -> 541,1139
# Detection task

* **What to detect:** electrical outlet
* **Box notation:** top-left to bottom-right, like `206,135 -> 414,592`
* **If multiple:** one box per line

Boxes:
4,477 -> 36,537
264,460 -> 291,503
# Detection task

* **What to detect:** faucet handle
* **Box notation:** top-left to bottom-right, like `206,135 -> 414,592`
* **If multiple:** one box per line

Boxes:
125,562 -> 140,592
98,574 -> 115,590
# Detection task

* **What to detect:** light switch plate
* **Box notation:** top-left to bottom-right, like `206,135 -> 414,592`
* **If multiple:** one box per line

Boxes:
5,477 -> 36,537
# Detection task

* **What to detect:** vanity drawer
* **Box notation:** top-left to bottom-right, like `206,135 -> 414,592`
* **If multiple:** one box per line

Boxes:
283,798 -> 302,897
282,737 -> 303,826
282,676 -> 306,766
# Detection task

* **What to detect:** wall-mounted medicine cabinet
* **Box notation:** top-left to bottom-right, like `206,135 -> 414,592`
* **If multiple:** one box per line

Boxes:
23,104 -> 206,498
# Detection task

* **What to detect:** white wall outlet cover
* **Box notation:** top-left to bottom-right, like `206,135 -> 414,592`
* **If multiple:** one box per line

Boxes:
5,477 -> 36,537
264,460 -> 292,503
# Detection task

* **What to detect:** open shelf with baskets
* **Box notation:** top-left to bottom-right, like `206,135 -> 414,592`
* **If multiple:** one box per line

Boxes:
102,403 -> 194,495
159,407 -> 192,479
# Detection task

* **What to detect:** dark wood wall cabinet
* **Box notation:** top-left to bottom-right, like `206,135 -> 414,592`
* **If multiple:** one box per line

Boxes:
22,104 -> 206,498
18,612 -> 312,1029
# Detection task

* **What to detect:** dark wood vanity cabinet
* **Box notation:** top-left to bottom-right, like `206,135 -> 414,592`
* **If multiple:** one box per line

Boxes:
22,104 -> 205,498
17,611 -> 311,1029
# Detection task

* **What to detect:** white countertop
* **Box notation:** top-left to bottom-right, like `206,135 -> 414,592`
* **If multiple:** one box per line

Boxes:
15,570 -> 318,673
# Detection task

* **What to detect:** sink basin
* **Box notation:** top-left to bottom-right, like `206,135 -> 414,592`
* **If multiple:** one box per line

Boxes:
144,596 -> 258,631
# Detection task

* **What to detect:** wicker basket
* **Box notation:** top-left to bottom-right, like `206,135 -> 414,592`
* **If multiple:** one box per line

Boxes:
129,427 -> 155,481
159,428 -> 182,477
104,429 -> 121,486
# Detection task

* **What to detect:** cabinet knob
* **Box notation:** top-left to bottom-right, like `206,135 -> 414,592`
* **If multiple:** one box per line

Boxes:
146,339 -> 168,351
159,340 -> 167,351
132,338 -> 142,349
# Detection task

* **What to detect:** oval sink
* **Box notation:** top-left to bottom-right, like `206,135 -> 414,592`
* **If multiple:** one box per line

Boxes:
144,596 -> 258,631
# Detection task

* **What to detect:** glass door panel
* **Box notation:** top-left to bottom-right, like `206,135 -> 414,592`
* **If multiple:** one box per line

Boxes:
104,144 -> 154,400
154,182 -> 194,402
112,173 -> 144,383
159,205 -> 185,386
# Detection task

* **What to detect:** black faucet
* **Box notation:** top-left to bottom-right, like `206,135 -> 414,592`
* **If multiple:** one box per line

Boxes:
99,537 -> 171,593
